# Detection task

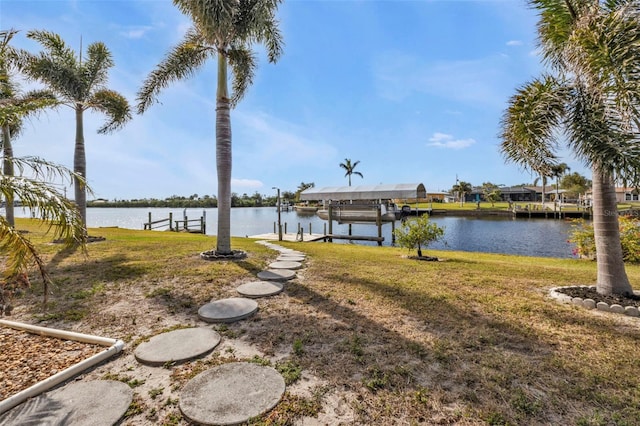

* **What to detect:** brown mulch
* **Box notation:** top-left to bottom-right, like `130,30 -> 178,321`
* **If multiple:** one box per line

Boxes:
556,286 -> 640,307
0,326 -> 105,401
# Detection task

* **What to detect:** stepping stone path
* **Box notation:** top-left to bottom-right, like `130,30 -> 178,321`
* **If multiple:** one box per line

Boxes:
1,240 -> 307,426
237,281 -> 284,298
134,328 -> 221,366
180,362 -> 285,425
198,297 -> 259,323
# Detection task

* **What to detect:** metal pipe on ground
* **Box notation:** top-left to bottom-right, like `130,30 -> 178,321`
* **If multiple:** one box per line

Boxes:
0,319 -> 125,415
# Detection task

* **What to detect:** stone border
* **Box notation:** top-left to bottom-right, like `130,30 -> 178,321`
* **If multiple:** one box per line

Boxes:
549,285 -> 640,317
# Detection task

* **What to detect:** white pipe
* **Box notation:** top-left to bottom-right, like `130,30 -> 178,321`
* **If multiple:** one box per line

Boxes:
0,319 -> 125,415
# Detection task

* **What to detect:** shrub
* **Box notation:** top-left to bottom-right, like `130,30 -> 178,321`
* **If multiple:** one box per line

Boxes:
568,216 -> 640,262
394,214 -> 445,258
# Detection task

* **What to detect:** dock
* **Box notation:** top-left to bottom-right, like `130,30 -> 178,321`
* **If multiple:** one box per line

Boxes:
248,233 -> 327,242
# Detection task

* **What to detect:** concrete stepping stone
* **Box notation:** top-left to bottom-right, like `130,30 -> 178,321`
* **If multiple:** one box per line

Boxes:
257,269 -> 296,281
276,255 -> 305,262
237,281 -> 284,298
180,362 -> 285,426
0,380 -> 132,425
198,297 -> 258,323
269,261 -> 302,270
134,328 -> 221,366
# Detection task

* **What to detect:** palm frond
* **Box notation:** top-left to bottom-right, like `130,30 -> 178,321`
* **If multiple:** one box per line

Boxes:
82,42 -> 114,93
0,215 -> 50,288
137,28 -> 213,114
227,46 -> 256,106
89,89 -> 132,133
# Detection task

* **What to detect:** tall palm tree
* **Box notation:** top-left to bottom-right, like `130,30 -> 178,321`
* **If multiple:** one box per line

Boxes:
339,158 -> 363,186
19,30 -> 131,231
1,30 -> 58,228
501,0 -> 640,296
137,0 -> 283,256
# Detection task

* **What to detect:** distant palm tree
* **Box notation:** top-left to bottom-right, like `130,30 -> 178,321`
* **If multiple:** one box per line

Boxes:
551,162 -> 570,204
451,180 -> 472,206
137,0 -> 283,256
501,0 -> 640,296
20,30 -> 131,231
339,158 -> 363,186
1,29 -> 58,228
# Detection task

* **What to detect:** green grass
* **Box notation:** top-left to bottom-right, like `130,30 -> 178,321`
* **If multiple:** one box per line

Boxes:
10,218 -> 640,425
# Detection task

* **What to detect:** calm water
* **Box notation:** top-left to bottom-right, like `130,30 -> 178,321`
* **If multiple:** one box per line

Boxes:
11,206 -> 577,258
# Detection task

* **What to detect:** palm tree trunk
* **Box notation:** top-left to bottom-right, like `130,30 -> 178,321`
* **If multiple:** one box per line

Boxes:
592,165 -> 634,296
2,125 -> 15,227
74,104 -> 87,231
216,54 -> 232,255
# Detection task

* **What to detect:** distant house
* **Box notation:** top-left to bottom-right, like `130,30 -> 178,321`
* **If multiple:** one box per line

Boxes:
585,187 -> 640,203
467,186 -> 564,203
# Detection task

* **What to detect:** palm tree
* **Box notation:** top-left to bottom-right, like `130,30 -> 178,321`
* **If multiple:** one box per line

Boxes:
451,180 -> 472,206
19,30 -> 131,231
339,158 -> 363,186
1,30 -> 58,228
501,0 -> 640,296
137,0 -> 283,256
533,173 -> 550,206
551,162 -> 570,204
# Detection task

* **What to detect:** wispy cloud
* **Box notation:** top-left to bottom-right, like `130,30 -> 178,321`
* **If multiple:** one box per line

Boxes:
232,178 -> 264,190
373,51 -> 512,108
506,40 -> 523,46
427,133 -> 476,150
121,26 -> 153,39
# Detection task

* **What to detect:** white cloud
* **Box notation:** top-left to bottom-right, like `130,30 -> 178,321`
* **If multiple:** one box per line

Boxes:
506,40 -> 523,46
121,26 -> 153,39
232,178 -> 264,190
427,133 -> 476,150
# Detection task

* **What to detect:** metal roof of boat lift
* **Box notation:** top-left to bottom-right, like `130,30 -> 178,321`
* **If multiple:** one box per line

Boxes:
300,183 -> 426,201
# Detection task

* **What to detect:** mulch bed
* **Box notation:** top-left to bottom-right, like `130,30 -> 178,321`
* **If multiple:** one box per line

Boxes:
0,326 -> 105,401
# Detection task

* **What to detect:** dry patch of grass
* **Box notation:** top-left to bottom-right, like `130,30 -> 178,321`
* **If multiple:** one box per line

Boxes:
5,219 -> 640,425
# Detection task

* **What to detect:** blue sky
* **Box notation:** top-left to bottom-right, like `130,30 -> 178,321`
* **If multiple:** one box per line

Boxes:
1,0 -> 589,200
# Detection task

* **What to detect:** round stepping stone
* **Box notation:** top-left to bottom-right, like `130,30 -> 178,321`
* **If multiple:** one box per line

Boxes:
180,362 -> 285,426
269,261 -> 302,270
134,328 -> 221,366
198,297 -> 258,323
277,255 -> 305,262
237,281 -> 284,298
279,249 -> 304,256
0,380 -> 132,425
257,269 -> 296,281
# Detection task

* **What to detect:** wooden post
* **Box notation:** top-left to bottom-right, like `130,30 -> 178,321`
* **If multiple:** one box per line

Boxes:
376,206 -> 382,246
200,216 -> 205,234
274,222 -> 276,233
309,223 -> 312,235
391,220 -> 395,244
169,212 -> 173,231
147,212 -> 152,230
285,222 -> 287,234
328,205 -> 333,242
184,216 -> 188,231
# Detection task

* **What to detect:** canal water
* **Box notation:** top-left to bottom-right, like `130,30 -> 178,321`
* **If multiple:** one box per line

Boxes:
11,206 -> 577,258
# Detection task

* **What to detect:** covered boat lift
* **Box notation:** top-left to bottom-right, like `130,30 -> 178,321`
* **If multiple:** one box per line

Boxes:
299,183 -> 426,202
299,183 -> 427,245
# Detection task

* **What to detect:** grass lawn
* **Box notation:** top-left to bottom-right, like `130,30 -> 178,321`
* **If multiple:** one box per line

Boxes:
4,218 -> 640,425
